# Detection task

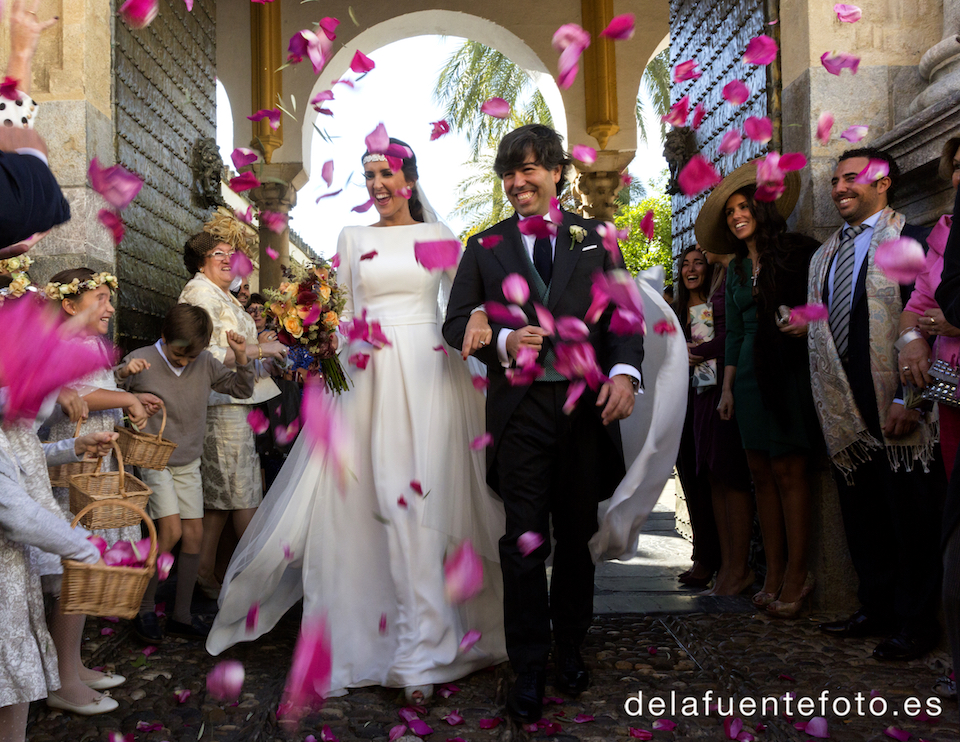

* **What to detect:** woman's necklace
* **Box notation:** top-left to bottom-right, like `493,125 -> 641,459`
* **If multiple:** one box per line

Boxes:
751,255 -> 762,287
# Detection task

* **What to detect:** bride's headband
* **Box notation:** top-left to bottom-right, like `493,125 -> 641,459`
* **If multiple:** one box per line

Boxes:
362,153 -> 388,165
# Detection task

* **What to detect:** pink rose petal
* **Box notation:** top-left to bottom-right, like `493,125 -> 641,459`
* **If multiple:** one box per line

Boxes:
834,4 -> 862,22
654,319 -> 677,335
875,237 -> 925,284
478,718 -> 503,729
245,602 -> 259,632
855,158 -> 889,184
518,531 -> 544,556
481,97 -> 511,118
718,129 -> 743,156
444,710 -> 465,726
479,234 -> 504,249
287,30 -> 333,75
629,729 -> 654,740
743,35 -> 778,65
0,76 -> 19,101
430,120 -> 451,140
723,79 -> 750,105
572,144 -> 597,165
261,211 -> 288,234
88,158 -> 143,210
410,480 -> 423,495
301,377 -> 351,492
247,108 -> 282,130
674,59 -> 701,83
414,240 -> 460,272
280,614 -> 332,722
320,160 -> 334,188
884,728 -> 910,742
725,716 -> 745,740
230,251 -> 253,278
553,24 -> 590,89
407,718 -> 433,736
840,125 -> 868,142
640,209 -> 655,241
780,153 -> 807,171
557,316 -> 590,341
744,116 -> 773,143
805,716 -> 830,738
388,725 -> 407,742
789,304 -> 829,325
350,50 -> 375,74
231,147 -> 259,170
318,17 -> 339,40
459,629 -> 481,652
821,50 -> 860,76
502,273 -> 530,305
574,714 -> 595,723
600,14 -> 634,40
274,419 -> 300,446
653,719 -> 677,730
517,214 -> 558,239
378,612 -> 388,634
119,0 -> 159,28
229,171 -> 262,193
472,375 -> 490,392
662,96 -> 690,127
691,102 -> 706,130
157,552 -> 174,581
320,725 -> 338,742
136,722 -> 163,732
444,540 -> 483,603
470,432 -> 493,450
266,246 -> 279,260
397,494 -> 408,509
235,206 -> 255,225
207,660 -> 244,701
247,408 -> 269,434
98,210 -> 125,245
817,111 -> 834,144
174,689 -> 191,703
678,155 -> 722,196
100,627 -> 115,636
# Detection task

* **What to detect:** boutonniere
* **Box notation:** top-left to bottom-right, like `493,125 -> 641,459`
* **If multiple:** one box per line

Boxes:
569,225 -> 587,246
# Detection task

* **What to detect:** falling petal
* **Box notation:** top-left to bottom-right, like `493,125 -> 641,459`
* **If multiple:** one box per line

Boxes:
320,726 -> 338,742
789,304 -> 829,325
600,13 -> 634,40
98,210 -> 125,245
365,123 -> 390,154
517,214 -> 558,239
317,189 -> 343,203
0,296 -> 114,422
477,234 -> 504,250
780,152 -> 807,171
470,432 -> 493,451
471,375 -> 490,392
318,16 -> 339,39
247,108 -> 282,130
88,158 -> 144,210
118,0 -> 159,28
572,144 -> 597,165
629,730 -> 654,740
235,206 -> 255,224
484,301 -> 528,328
444,540 -> 483,603
501,273 -> 530,305
884,727 -> 910,742
723,79 -> 750,105
350,50 -> 375,74
388,725 -> 407,742
479,718 -> 503,729
301,377 -> 351,492
518,531 -> 544,556
744,116 -> 773,143
261,211 -> 288,234
230,251 -> 254,278
834,3 -> 862,22
597,221 -> 630,257
246,602 -> 260,632
718,129 -> 743,156
855,158 -> 889,184
574,714 -> 595,723
662,96 -> 690,127
481,97 -> 511,119
157,552 -> 174,581
414,240 -> 461,271
691,102 -> 706,130
654,319 -> 677,335
353,198 -> 376,213
678,155 -> 722,196
100,627 -> 115,636
0,77 -> 19,101
430,120 -> 451,140
459,630 -> 481,653
653,719 -> 677,731
396,186 -> 412,200
280,614 -> 332,722
282,542 -> 294,561
247,408 -> 269,434
287,30 -> 333,75
610,307 -> 646,335
673,59 -> 701,82
552,24 -> 590,89
229,171 -> 262,193
640,209 -> 655,241
875,236 -> 925,284
821,50 -> 860,75
397,494 -> 408,509
265,246 -> 279,260
274,419 -> 300,446
743,35 -> 778,64
840,125 -> 868,142
805,717 -> 830,738
231,147 -> 259,170
817,111 -> 834,144
557,316 -> 590,341
207,660 -> 244,702
320,160 -> 334,188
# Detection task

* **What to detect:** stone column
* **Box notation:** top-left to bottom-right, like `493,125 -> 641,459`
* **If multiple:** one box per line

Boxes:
572,150 -> 634,222
909,2 -> 960,115
247,163 -> 300,290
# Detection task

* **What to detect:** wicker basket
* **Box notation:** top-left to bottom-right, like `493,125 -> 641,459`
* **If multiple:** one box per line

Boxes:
114,403 -> 178,470
60,500 -> 156,619
69,440 -> 152,529
48,420 -> 99,488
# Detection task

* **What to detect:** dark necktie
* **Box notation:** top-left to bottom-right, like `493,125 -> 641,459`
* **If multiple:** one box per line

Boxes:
828,224 -> 866,360
533,236 -> 552,286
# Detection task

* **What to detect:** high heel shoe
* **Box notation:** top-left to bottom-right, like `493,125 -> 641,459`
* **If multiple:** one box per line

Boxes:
766,574 -> 815,619
752,589 -> 779,608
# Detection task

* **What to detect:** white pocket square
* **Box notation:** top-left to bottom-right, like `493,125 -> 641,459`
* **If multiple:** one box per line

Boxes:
581,244 -> 599,251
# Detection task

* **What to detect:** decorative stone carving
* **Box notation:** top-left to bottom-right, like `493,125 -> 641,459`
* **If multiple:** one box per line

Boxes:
663,127 -> 700,196
909,5 -> 960,116
574,170 -> 624,223
191,137 -> 227,210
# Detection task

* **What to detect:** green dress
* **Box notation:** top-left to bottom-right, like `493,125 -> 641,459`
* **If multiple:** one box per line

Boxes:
725,258 -> 816,455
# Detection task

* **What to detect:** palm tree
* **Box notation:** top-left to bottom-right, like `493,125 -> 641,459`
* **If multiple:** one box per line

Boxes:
636,49 -> 670,146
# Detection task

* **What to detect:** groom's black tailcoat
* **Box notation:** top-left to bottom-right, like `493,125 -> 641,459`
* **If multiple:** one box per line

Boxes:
443,210 -> 644,672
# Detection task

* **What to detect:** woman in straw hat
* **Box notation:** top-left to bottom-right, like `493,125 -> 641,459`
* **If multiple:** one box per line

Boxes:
694,160 -> 820,617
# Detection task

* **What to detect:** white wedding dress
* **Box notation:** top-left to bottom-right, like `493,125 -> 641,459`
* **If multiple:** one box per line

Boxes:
206,221 -> 508,693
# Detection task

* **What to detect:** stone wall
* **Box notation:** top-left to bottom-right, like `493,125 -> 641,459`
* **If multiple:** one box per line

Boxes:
113,0 -> 217,352
668,0 -> 771,254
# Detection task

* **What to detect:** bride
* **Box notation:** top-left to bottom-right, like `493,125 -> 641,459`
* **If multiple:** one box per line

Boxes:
206,138 -> 507,702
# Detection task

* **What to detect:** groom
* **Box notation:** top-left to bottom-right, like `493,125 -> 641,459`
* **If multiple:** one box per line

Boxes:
443,124 -> 644,722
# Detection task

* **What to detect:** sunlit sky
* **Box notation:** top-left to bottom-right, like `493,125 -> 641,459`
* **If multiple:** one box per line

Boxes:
217,35 -> 666,259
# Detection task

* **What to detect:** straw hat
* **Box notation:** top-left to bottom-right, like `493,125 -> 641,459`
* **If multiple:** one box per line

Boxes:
693,159 -> 801,254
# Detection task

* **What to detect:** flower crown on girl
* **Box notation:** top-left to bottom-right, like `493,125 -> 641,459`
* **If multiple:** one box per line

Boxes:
0,255 -> 36,298
43,272 -> 119,301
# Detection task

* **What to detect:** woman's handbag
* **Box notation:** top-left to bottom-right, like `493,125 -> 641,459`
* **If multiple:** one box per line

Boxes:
921,359 -> 960,409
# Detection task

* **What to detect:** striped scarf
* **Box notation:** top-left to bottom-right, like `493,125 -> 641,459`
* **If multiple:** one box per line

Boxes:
807,207 -> 937,480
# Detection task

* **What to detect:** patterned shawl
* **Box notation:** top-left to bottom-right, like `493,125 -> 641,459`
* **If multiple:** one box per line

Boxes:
807,207 -> 937,480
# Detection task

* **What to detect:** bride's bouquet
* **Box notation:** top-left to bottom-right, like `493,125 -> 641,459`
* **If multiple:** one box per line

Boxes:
263,261 -> 350,394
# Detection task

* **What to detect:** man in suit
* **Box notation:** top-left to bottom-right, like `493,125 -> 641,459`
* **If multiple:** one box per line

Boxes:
808,147 -> 942,661
0,126 -> 70,257
443,124 -> 644,722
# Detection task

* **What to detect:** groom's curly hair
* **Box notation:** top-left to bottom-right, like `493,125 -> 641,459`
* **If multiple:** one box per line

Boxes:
494,124 -> 571,195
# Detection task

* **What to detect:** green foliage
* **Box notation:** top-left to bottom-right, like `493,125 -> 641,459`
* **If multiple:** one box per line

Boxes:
616,193 -> 673,283
636,48 -> 671,145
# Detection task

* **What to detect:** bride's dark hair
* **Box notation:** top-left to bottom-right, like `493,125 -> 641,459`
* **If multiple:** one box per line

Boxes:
361,137 -> 425,223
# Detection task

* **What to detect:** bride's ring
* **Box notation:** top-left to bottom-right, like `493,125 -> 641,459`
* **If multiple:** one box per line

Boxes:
479,340 -> 486,346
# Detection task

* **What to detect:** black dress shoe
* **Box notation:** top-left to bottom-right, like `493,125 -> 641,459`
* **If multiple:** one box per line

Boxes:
554,644 -> 589,696
818,609 -> 889,638
506,669 -> 544,723
873,629 -> 938,661
133,611 -> 163,644
166,615 -> 211,639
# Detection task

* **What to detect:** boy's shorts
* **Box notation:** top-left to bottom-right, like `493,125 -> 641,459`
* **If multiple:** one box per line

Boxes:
141,458 -> 203,520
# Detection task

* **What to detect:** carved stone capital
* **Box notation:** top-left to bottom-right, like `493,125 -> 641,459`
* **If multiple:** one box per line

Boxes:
574,170 -> 625,222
